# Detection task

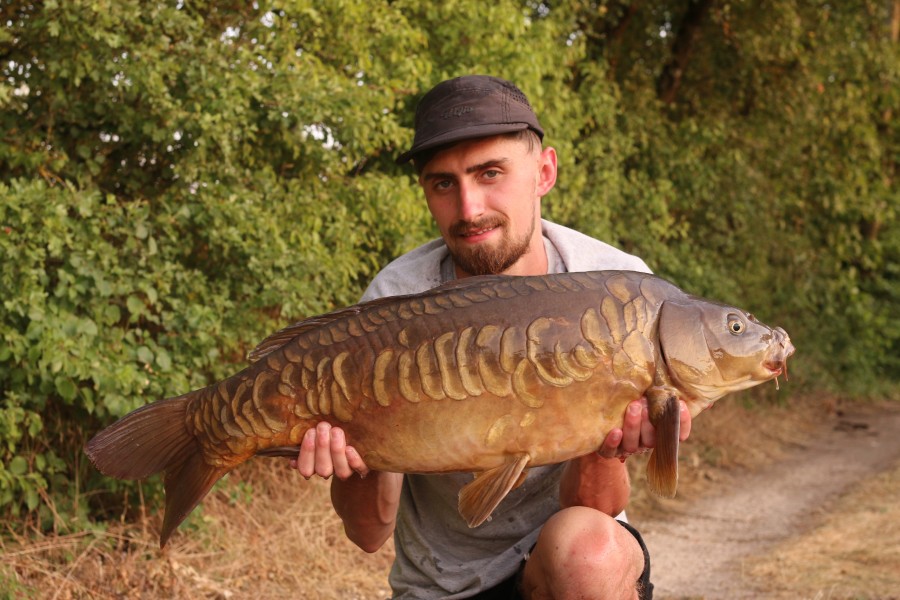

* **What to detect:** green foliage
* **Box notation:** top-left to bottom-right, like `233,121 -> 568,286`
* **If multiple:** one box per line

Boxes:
0,0 -> 897,532
0,564 -> 36,600
0,0 -> 432,528
570,0 -> 900,396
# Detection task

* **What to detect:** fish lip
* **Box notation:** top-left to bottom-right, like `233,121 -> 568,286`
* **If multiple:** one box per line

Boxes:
764,329 -> 794,378
764,353 -> 788,374
764,349 -> 793,380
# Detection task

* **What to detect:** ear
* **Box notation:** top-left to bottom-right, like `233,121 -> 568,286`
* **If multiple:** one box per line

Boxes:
536,146 -> 557,197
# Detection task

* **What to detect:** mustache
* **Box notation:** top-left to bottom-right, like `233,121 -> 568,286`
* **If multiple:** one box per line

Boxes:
449,216 -> 506,237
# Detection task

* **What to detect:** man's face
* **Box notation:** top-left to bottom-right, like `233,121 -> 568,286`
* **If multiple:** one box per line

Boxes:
418,135 -> 557,278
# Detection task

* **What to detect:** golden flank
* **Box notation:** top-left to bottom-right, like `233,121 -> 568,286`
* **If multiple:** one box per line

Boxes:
85,270 -> 794,547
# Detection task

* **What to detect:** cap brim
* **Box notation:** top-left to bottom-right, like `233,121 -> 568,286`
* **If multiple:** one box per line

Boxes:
396,122 -> 531,164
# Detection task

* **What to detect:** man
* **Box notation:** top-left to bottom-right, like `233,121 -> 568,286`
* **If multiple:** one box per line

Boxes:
292,75 -> 693,599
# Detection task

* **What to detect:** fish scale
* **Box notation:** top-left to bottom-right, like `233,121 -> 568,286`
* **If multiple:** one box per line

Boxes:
85,270 -> 794,547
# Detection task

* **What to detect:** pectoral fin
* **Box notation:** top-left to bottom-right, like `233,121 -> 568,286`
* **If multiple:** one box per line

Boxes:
255,445 -> 302,458
645,387 -> 681,498
458,454 -> 531,528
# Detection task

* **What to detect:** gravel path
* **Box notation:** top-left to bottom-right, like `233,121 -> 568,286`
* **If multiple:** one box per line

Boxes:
638,403 -> 900,599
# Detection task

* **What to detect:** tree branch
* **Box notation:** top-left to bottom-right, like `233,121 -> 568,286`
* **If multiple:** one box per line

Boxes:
656,0 -> 714,104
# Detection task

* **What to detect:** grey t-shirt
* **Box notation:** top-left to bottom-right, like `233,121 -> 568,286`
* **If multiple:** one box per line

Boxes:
360,219 -> 651,599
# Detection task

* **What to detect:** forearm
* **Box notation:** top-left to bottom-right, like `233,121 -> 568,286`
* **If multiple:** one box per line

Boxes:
331,471 -> 403,553
559,454 -> 631,516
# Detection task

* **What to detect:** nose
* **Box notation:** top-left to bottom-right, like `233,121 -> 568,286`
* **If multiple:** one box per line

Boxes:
457,180 -> 486,222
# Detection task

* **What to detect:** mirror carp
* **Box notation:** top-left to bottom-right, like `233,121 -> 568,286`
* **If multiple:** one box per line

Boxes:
85,270 -> 794,547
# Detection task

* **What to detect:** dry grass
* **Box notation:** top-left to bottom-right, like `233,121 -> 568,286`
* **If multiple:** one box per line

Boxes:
2,394 -> 894,599
746,458 -> 900,600
0,461 -> 393,599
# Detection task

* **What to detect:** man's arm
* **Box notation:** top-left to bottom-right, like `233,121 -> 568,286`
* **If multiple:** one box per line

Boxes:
331,470 -> 402,553
292,422 -> 402,553
559,397 -> 693,515
559,453 -> 632,516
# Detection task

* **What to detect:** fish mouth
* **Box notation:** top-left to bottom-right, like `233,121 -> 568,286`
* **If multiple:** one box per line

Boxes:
764,327 -> 795,380
764,363 -> 785,377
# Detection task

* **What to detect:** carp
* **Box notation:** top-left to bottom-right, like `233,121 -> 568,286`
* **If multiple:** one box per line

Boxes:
85,270 -> 794,547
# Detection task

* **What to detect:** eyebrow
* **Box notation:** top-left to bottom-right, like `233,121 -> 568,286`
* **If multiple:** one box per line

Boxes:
422,157 -> 510,182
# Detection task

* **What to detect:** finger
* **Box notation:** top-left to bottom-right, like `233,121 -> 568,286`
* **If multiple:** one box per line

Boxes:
597,428 -> 623,459
329,427 -> 354,480
345,446 -> 370,478
314,421 -> 334,479
679,401 -> 692,441
640,398 -> 656,449
297,427 -> 317,478
621,400 -> 643,454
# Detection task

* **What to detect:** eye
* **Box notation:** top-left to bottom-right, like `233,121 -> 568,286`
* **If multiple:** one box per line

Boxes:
728,317 -> 745,335
482,169 -> 500,180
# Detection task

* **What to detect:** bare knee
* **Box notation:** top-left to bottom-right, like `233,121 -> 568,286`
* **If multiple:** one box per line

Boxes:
521,507 -> 645,600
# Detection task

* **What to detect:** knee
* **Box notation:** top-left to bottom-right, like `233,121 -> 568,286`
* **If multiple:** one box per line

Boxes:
544,507 -> 626,566
527,507 -> 645,599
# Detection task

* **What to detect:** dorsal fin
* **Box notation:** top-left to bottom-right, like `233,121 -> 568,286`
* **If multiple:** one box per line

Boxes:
246,321 -> 316,363
429,273 -> 510,292
247,295 -> 414,363
247,274 -> 516,363
247,307 -> 358,363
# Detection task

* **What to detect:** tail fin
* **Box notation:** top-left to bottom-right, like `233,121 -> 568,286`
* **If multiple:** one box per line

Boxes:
84,392 -> 228,547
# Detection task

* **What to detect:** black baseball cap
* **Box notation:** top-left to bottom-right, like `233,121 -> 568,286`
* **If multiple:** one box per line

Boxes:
397,75 -> 544,164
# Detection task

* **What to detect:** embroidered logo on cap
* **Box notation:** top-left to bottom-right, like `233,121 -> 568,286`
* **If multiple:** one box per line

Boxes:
441,105 -> 474,119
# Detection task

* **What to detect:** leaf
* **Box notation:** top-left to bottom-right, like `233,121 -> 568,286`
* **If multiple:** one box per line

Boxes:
25,485 -> 39,511
126,296 -> 144,318
79,318 -> 98,337
9,456 -> 27,476
156,348 -> 172,371
55,377 -> 77,402
103,304 -> 121,325
136,346 -> 153,364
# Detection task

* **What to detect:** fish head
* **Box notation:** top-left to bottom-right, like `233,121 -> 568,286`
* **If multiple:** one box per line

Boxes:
658,298 -> 795,412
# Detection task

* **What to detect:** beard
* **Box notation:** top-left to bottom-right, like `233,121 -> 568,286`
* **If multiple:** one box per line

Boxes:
447,215 -> 535,276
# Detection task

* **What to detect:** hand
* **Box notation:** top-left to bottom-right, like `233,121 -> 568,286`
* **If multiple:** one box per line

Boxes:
596,397 -> 692,460
290,421 -> 370,480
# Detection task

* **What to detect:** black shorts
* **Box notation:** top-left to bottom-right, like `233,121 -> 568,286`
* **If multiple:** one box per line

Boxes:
470,520 -> 653,600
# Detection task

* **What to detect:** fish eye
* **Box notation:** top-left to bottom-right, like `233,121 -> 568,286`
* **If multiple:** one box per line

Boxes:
728,317 -> 745,335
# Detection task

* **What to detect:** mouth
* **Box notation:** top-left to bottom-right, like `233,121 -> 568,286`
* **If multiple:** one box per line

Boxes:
459,228 -> 497,243
765,328 -> 795,384
451,219 -> 503,244
764,362 -> 785,378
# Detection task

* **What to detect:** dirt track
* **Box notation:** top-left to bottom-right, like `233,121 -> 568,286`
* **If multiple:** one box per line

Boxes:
636,402 -> 900,599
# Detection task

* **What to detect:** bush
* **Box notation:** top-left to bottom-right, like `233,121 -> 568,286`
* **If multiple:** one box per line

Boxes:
1,0 -> 897,530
